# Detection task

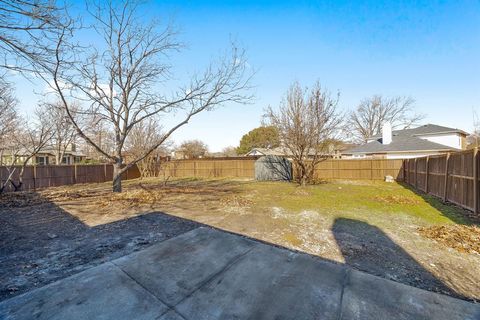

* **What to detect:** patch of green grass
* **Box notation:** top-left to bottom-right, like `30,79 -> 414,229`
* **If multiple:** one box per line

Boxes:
241,180 -> 470,226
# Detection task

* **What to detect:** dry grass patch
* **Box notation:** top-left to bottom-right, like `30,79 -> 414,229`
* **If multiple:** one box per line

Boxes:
97,189 -> 165,207
418,225 -> 480,255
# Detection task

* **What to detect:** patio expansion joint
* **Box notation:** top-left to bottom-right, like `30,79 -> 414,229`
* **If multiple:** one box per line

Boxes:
170,244 -> 259,319
109,261 -> 175,318
336,267 -> 352,320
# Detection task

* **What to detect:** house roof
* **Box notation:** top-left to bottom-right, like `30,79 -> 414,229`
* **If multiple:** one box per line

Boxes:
246,144 -> 348,157
345,135 -> 460,155
368,124 -> 468,140
1,148 -> 86,157
246,147 -> 290,156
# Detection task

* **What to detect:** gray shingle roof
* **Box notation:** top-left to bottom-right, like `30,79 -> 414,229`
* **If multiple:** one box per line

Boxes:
369,124 -> 467,140
345,135 -> 459,154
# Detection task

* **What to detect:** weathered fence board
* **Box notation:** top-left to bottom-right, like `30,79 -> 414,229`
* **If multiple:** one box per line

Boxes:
404,149 -> 478,213
159,157 -> 258,179
312,159 -> 404,181
159,158 -> 404,181
0,164 -> 140,192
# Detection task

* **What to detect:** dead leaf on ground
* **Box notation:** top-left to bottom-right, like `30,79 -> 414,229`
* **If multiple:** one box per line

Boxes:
220,195 -> 253,207
418,225 -> 480,255
374,194 -> 421,205
0,192 -> 46,207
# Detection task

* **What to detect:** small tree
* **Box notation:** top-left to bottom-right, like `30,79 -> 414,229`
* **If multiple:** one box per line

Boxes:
347,95 -> 423,143
220,146 -> 238,157
177,140 -> 209,159
266,81 -> 342,186
43,101 -> 79,164
236,126 -> 280,155
125,118 -> 171,177
0,106 -> 53,193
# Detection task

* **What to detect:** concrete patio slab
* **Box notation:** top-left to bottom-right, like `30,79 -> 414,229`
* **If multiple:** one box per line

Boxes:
0,263 -> 168,320
1,226 -> 479,320
175,242 -> 346,319
340,269 -> 480,320
113,227 -> 257,306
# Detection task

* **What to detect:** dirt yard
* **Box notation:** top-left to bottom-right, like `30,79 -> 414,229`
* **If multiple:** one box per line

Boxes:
1,178 -> 479,303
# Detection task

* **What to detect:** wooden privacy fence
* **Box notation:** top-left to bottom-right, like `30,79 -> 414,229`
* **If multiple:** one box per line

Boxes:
311,159 -> 404,181
1,158 -> 406,192
0,164 -> 141,192
159,158 -> 404,181
403,149 -> 478,213
159,157 -> 258,179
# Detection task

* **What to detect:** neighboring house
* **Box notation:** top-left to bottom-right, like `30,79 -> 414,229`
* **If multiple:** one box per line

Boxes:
245,147 -> 287,157
245,141 -> 356,159
1,145 -> 87,166
342,123 -> 468,159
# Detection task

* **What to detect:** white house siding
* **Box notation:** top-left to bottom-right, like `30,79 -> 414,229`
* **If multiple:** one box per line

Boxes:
385,152 -> 444,159
419,133 -> 463,150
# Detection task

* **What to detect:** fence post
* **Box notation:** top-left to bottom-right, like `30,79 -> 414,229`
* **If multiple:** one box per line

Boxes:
74,164 -> 77,184
370,160 -> 373,180
474,148 -> 478,214
414,158 -> 418,188
443,153 -> 450,202
425,156 -> 430,193
405,159 -> 409,184
33,165 -> 37,191
104,164 -> 107,182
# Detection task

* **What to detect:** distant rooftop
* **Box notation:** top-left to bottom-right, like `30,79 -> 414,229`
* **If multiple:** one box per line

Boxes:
346,124 -> 466,155
369,124 -> 468,140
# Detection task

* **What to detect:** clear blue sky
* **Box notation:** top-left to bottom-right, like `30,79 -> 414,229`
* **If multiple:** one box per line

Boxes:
12,0 -> 480,151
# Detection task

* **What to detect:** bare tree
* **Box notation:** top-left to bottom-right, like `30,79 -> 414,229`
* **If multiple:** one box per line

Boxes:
220,146 -> 238,157
177,140 -> 209,159
0,81 -> 18,146
38,0 -> 252,192
125,118 -> 171,177
0,0 -> 70,75
468,110 -> 480,149
43,100 -> 79,164
347,95 -> 423,143
266,81 -> 342,186
0,106 -> 53,193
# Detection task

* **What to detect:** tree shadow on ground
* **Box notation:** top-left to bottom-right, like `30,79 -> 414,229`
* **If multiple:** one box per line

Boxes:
331,217 -> 468,301
0,178 -> 249,302
0,198 -> 199,301
398,182 -> 480,226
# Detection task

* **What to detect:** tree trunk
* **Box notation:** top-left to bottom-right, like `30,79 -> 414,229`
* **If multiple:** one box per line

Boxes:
112,163 -> 122,193
300,175 -> 307,187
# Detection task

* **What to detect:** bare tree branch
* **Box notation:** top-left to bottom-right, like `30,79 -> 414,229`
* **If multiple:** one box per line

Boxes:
34,0 -> 253,192
347,95 -> 424,143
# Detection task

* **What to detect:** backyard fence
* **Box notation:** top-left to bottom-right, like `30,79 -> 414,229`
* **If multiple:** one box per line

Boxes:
311,159 -> 404,181
0,157 -> 407,193
0,164 -> 141,192
158,157 -> 404,181
403,149 -> 478,213
158,157 -> 259,179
